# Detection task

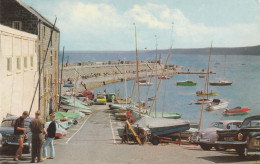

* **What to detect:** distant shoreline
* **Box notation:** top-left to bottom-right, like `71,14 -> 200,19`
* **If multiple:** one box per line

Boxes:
62,44 -> 260,56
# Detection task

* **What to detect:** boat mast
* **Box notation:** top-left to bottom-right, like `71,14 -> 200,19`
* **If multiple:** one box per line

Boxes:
198,41 -> 213,131
149,53 -> 170,116
58,47 -> 65,110
144,55 -> 157,111
134,24 -> 142,116
155,35 -> 158,117
124,59 -> 127,106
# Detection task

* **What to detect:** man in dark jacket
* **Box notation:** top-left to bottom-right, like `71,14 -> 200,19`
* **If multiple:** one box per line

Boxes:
14,111 -> 29,161
42,113 -> 56,160
29,110 -> 45,163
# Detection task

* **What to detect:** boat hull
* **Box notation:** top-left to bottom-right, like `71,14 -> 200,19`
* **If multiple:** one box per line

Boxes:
177,81 -> 197,86
196,92 -> 217,96
209,81 -> 232,86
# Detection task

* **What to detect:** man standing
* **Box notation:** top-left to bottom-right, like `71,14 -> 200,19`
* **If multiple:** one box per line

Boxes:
29,110 -> 45,163
42,113 -> 56,160
14,111 -> 29,161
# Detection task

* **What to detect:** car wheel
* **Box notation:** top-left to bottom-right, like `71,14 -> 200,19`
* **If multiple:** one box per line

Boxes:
151,136 -> 160,145
23,143 -> 32,154
200,144 -> 212,151
236,147 -> 245,157
215,145 -> 226,151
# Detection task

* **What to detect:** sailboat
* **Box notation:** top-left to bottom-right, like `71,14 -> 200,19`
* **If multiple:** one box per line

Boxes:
210,55 -> 232,86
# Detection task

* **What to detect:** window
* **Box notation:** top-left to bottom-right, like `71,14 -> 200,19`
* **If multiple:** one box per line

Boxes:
7,58 -> 12,72
12,21 -> 22,30
17,57 -> 21,70
30,56 -> 34,67
24,57 -> 28,69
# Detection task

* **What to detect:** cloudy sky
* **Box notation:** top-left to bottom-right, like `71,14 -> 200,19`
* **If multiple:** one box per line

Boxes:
22,0 -> 260,51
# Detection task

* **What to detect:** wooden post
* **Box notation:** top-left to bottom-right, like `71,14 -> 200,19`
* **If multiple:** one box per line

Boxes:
55,51 -> 58,111
126,120 -> 141,145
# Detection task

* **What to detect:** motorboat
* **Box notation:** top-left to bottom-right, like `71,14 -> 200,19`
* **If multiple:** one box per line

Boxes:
206,99 -> 228,111
209,80 -> 232,86
223,106 -> 251,116
177,80 -> 197,86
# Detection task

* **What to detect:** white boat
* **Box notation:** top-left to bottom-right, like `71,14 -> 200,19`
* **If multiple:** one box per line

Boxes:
194,98 -> 213,104
139,82 -> 153,86
205,99 -> 228,111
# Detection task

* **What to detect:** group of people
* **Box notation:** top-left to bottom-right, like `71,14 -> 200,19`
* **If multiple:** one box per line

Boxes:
14,110 -> 56,163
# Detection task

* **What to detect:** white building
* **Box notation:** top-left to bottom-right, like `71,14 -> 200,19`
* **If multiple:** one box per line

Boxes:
0,24 -> 38,121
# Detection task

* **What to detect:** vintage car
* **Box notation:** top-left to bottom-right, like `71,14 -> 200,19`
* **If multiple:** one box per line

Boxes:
190,120 -> 242,150
0,116 -> 33,153
215,115 -> 260,157
95,92 -> 107,105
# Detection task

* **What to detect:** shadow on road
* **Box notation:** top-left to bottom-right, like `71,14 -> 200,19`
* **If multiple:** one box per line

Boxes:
198,154 -> 260,163
0,147 -> 31,163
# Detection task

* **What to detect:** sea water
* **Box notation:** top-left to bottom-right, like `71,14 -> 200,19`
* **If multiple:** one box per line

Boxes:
64,52 -> 260,128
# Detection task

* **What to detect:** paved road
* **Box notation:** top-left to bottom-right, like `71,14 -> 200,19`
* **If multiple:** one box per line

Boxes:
1,105 -> 260,164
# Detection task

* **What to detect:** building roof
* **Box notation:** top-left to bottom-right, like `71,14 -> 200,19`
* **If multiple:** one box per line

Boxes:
16,0 -> 60,32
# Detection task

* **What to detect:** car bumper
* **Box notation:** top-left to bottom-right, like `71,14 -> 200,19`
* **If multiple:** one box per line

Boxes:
215,141 -> 246,145
246,148 -> 260,155
3,141 -> 30,146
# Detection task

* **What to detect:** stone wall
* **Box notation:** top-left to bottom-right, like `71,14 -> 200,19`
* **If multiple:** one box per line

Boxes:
0,0 -> 39,34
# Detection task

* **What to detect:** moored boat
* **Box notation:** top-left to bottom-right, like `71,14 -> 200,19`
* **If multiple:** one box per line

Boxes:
194,98 -> 213,104
177,81 -> 197,86
223,106 -> 251,116
158,76 -> 171,79
139,82 -> 153,86
196,91 -> 217,96
205,99 -> 228,111
209,80 -> 232,86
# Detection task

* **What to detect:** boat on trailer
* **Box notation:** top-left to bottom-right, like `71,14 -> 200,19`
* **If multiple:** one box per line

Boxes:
223,106 -> 251,116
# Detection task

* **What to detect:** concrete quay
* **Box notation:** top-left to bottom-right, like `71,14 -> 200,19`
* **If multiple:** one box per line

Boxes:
1,105 -> 257,164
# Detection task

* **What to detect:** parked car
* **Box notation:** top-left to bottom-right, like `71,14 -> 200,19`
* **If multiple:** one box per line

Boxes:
95,92 -> 107,105
82,90 -> 94,100
216,115 -> 260,157
190,120 -> 242,150
0,116 -> 33,153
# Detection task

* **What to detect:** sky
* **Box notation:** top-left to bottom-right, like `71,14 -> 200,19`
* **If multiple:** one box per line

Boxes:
22,0 -> 260,51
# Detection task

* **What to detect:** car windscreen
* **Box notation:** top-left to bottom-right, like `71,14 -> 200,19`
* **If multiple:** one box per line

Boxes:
210,122 -> 223,129
226,122 -> 242,129
1,120 -> 14,127
242,120 -> 260,127
1,120 -> 30,128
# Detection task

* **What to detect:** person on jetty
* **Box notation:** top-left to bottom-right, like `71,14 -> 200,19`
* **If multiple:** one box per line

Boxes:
13,111 -> 29,161
42,113 -> 56,160
30,110 -> 45,163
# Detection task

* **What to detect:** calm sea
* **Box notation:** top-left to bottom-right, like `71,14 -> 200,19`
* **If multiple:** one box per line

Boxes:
63,52 -> 260,128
